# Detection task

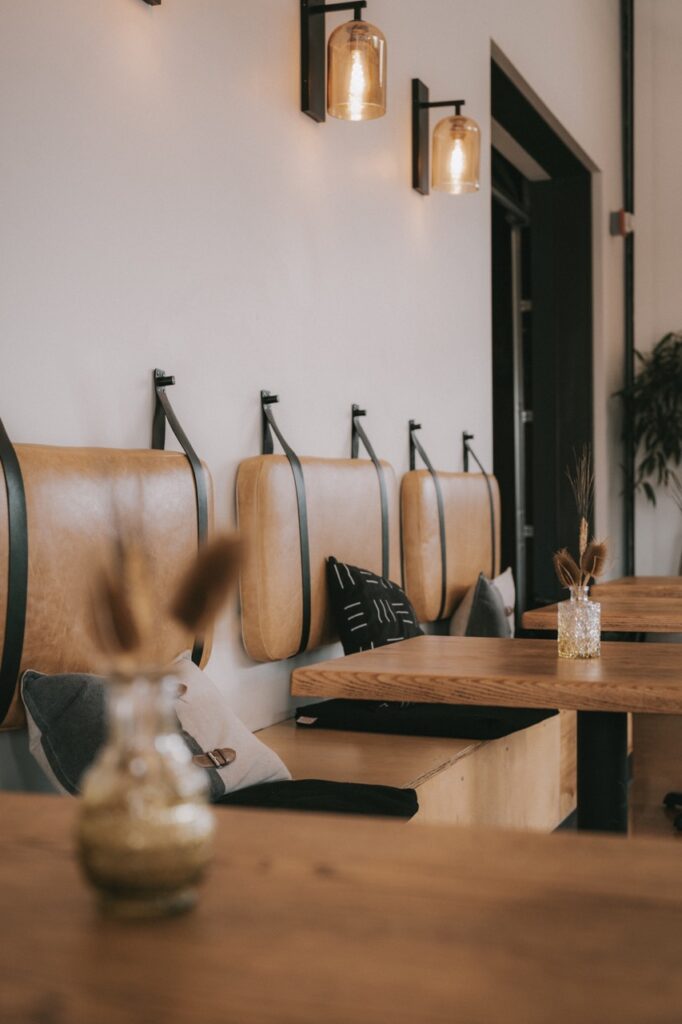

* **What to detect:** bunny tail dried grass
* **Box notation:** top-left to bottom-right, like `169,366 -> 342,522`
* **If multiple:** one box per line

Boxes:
171,534 -> 242,634
580,540 -> 608,583
553,549 -> 581,589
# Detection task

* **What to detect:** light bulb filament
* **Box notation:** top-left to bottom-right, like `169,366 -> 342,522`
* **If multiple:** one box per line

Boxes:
348,48 -> 367,121
449,137 -> 466,183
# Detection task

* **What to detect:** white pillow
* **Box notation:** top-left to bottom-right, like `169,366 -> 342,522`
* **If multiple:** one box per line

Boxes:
493,567 -> 516,637
174,654 -> 291,797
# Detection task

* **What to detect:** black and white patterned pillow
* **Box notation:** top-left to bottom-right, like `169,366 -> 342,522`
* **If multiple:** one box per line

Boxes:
326,556 -> 423,654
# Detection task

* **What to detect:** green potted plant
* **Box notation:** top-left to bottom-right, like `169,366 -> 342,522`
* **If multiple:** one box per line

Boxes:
618,330 -> 682,572
619,331 -> 682,504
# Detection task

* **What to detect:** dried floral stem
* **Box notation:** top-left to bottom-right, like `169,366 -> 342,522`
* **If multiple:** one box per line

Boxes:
567,445 -> 594,523
91,530 -> 241,680
553,446 -> 608,591
171,535 -> 242,635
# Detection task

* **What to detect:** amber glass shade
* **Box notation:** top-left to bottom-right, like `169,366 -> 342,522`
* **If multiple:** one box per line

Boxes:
327,20 -> 387,122
432,114 -> 480,194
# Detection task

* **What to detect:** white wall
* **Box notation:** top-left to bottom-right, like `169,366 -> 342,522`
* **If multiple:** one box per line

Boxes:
0,0 -> 623,732
635,0 -> 682,574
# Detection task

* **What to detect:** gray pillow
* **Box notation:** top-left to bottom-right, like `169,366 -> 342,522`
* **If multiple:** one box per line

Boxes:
22,671 -> 106,795
21,662 -> 290,800
449,572 -> 512,638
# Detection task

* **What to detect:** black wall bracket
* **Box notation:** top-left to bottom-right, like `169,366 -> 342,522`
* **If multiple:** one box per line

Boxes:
301,0 -> 367,122
152,368 -> 209,665
409,420 -> 448,618
462,431 -> 474,472
142,0 -> 161,6
461,430 -> 497,578
412,78 -> 466,194
351,404 -> 389,578
259,391 -> 311,655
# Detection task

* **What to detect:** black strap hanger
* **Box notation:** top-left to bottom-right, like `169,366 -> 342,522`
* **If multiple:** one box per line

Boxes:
462,431 -> 497,580
0,418 -> 28,725
261,391 -> 311,656
152,369 -> 209,665
351,405 -> 389,579
409,420 -> 447,620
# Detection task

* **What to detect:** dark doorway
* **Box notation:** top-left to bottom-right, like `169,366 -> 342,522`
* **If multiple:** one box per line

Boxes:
491,59 -> 593,622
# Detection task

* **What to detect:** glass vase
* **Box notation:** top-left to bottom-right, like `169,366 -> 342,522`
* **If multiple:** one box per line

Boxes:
76,674 -> 215,919
557,585 -> 601,659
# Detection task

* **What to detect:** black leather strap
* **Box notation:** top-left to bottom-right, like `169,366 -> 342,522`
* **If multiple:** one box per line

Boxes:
351,406 -> 389,579
152,369 -> 208,665
261,391 -> 311,656
409,421 -> 447,620
0,417 -> 28,725
463,436 -> 497,579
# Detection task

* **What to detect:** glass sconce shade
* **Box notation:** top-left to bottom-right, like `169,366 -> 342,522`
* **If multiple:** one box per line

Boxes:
327,20 -> 387,121
432,114 -> 480,194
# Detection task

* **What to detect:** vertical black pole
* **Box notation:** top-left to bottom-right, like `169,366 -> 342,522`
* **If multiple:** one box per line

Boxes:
577,712 -> 629,833
621,0 -> 635,575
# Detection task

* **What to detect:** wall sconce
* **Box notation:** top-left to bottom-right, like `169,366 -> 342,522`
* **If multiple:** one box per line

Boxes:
142,1 -> 161,5
412,79 -> 480,195
301,1 -> 387,123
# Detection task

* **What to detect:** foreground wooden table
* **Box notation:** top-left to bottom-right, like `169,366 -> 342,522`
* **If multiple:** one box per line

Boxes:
4,793 -> 682,1024
292,635 -> 682,832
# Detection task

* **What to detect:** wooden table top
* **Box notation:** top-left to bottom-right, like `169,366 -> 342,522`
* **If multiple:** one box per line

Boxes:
291,635 -> 682,714
522,593 -> 682,632
4,792 -> 682,1024
592,575 -> 682,598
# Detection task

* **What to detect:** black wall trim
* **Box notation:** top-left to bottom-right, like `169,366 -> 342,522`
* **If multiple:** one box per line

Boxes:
621,0 -> 636,575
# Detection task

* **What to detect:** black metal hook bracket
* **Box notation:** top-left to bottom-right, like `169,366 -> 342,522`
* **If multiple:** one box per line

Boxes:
260,390 -> 281,455
259,391 -> 311,655
412,78 -> 467,195
351,404 -> 389,578
461,430 -> 497,578
301,0 -> 368,123
350,404 -> 368,459
152,368 -> 209,665
409,420 -> 447,618
462,430 -> 475,472
408,419 -> 422,471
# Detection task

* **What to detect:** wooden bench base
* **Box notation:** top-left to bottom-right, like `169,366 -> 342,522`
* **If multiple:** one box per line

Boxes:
260,711 -> 576,831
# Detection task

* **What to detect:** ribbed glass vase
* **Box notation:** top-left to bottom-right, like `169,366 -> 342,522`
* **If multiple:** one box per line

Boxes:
557,585 -> 601,659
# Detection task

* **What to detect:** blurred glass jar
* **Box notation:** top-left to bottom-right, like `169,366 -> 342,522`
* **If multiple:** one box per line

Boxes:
76,674 -> 214,919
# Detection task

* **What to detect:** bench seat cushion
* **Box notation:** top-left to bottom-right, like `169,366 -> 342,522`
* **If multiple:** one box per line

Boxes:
218,779 -> 418,819
296,699 -> 557,740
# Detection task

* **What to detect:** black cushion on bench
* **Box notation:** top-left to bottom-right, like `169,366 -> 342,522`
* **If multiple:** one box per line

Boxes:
217,779 -> 419,819
296,700 -> 557,741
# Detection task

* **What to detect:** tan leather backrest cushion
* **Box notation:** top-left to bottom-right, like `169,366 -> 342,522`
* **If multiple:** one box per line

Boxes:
236,455 -> 400,662
0,444 -> 214,730
401,470 -> 501,622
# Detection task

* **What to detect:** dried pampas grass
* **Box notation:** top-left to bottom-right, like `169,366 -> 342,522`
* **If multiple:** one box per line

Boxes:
91,537 -> 156,675
171,535 -> 242,634
553,446 -> 608,591
91,530 -> 241,678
